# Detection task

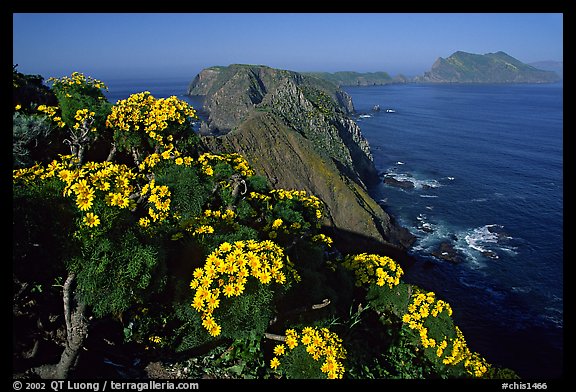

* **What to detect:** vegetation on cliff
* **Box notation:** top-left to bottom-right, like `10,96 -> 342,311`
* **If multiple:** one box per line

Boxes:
415,51 -> 560,83
13,67 -> 517,380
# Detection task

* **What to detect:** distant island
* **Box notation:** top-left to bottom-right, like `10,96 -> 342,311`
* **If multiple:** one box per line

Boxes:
414,51 -> 560,83
528,60 -> 563,80
303,51 -> 560,87
302,71 -> 408,86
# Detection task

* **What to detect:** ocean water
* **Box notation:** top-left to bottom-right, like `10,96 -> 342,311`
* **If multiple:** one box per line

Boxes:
103,77 -> 205,113
345,83 -> 563,379
104,78 -> 563,378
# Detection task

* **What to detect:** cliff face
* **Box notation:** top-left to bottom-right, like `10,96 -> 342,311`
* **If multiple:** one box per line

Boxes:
415,51 -> 561,83
188,64 -> 414,250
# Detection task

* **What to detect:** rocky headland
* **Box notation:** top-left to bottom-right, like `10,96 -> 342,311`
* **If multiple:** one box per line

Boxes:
187,64 -> 415,253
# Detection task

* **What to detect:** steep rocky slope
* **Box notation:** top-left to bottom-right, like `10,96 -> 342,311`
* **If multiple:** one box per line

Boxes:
188,64 -> 414,250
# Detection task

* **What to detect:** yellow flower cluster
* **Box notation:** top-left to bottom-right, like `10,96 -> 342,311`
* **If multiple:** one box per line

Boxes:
249,191 -> 271,204
136,145 -> 192,171
48,72 -> 108,91
197,152 -> 255,177
37,104 -> 66,128
13,155 -> 140,228
401,290 -> 490,377
140,179 -> 171,223
402,291 -> 451,348
148,335 -> 162,344
270,189 -> 322,211
105,92 -> 197,151
72,108 -> 96,132
184,208 -> 236,236
270,326 -> 347,379
311,234 -> 333,247
249,189 -> 324,224
342,253 -> 403,288
190,240 -> 295,337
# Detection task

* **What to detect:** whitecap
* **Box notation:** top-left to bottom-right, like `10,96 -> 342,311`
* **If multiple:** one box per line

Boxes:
499,246 -> 518,256
359,114 -> 372,118
385,172 -> 441,190
462,224 -> 513,261
511,286 -> 531,293
447,177 -> 455,180
425,206 -> 434,210
420,194 -> 439,198
539,308 -> 563,328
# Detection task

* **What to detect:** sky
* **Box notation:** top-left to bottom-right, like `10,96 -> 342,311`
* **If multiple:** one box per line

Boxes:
12,13 -> 563,80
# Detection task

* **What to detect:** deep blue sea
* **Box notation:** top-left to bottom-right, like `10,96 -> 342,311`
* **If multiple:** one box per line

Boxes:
104,78 -> 563,379
345,83 -> 563,379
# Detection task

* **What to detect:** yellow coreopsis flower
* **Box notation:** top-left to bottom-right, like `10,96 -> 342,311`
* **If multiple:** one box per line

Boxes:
209,324 -> 221,337
272,218 -> 283,229
83,212 -> 100,228
139,217 -> 150,227
270,357 -> 280,369
273,344 -> 286,356
285,335 -> 298,350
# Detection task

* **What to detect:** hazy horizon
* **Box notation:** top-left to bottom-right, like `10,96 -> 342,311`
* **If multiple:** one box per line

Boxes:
13,13 -> 563,81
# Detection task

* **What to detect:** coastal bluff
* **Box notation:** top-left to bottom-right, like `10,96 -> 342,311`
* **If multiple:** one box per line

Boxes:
187,64 -> 414,252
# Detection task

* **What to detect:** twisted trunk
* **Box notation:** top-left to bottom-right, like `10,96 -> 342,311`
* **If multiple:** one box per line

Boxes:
34,272 -> 88,379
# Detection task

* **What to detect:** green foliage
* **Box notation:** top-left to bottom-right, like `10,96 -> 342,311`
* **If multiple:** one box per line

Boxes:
246,175 -> 269,193
300,86 -> 338,116
68,229 -> 165,317
218,337 -> 268,378
366,281 -> 412,318
172,300 -> 218,353
279,344 -> 326,379
153,161 -> 212,222
217,280 -> 275,341
380,327 -> 440,379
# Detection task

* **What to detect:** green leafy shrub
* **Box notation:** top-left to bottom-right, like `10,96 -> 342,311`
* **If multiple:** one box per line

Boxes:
68,230 -> 165,317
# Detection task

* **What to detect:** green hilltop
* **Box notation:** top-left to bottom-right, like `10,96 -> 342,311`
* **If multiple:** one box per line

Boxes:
415,51 -> 560,83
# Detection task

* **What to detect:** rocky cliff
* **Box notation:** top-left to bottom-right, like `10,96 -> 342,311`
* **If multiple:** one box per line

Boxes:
187,64 -> 414,251
415,51 -> 560,83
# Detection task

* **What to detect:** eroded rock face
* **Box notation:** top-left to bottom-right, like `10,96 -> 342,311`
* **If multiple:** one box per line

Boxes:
188,64 -> 415,250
